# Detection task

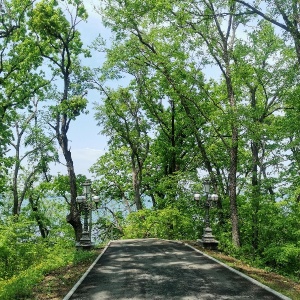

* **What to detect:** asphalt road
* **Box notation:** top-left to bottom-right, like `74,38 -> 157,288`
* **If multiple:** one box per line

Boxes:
65,239 -> 290,300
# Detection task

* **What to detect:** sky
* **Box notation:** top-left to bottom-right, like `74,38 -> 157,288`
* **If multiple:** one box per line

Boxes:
50,2 -> 112,178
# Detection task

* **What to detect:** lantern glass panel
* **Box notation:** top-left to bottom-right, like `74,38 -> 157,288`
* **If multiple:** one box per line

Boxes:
76,196 -> 86,203
83,180 -> 91,194
203,179 -> 210,194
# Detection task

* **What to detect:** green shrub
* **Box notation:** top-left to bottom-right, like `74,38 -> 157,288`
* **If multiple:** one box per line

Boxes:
262,243 -> 300,277
0,214 -> 99,299
0,265 -> 45,300
0,215 -> 76,280
0,242 -> 99,300
0,217 -> 48,279
123,207 -> 194,240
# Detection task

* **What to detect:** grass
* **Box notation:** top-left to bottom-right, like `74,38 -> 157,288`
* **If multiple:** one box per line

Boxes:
30,248 -> 103,300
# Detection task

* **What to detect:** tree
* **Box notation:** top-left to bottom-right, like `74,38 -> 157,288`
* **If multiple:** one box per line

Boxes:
235,0 -> 300,65
90,148 -> 135,212
29,0 -> 90,240
234,1 -> 300,200
0,0 -> 48,193
98,0 -> 242,246
97,1 -> 219,208
231,20 -> 291,250
95,87 -> 151,210
0,0 -> 45,122
8,99 -> 57,217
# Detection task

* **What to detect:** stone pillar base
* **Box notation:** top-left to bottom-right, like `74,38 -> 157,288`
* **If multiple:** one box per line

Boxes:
76,243 -> 94,251
75,231 -> 93,250
197,227 -> 219,250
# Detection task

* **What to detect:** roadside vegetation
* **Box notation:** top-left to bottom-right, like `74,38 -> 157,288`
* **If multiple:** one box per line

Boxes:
0,216 -> 100,300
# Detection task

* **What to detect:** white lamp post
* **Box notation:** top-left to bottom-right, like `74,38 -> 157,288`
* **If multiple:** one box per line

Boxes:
193,179 -> 219,250
76,180 -> 100,250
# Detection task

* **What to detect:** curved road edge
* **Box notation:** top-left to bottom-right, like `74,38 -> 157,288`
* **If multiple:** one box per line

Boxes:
63,241 -> 112,300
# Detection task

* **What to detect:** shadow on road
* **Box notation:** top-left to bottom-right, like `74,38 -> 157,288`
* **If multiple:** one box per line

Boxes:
66,239 -> 289,300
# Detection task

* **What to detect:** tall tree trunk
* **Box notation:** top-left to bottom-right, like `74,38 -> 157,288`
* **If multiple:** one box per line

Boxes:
226,71 -> 241,247
13,161 -> 20,216
229,123 -> 240,247
251,140 -> 260,250
132,168 -> 143,210
58,126 -> 82,241
250,87 -> 260,251
132,149 -> 143,210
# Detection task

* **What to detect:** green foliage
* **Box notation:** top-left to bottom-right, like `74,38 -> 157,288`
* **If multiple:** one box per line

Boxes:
0,216 -> 45,279
217,195 -> 300,279
90,148 -> 133,204
95,213 -> 124,242
0,0 -> 49,170
262,243 -> 300,278
51,173 -> 88,199
29,0 -> 87,58
123,207 -> 194,240
0,241 -> 98,300
216,231 -> 238,254
0,213 -> 98,300
0,215 -> 71,280
50,96 -> 88,120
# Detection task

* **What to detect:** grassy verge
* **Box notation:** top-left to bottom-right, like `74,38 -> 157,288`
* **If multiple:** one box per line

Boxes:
31,248 -> 103,300
0,245 -> 103,300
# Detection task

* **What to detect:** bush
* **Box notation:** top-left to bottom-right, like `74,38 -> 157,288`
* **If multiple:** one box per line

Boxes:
0,214 -> 100,299
0,266 -> 45,300
262,243 -> 300,277
0,217 -> 47,280
123,207 -> 194,240
0,242 -> 99,300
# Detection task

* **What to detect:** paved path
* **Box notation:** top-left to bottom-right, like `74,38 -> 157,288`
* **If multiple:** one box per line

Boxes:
65,239 -> 290,300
